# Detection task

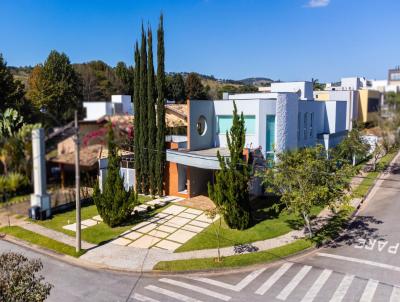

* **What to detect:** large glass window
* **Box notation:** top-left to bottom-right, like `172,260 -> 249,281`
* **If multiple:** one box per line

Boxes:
310,112 -> 314,137
297,112 -> 301,140
217,115 -> 256,134
367,98 -> 379,112
390,72 -> 400,81
266,115 -> 275,152
303,113 -> 308,139
244,116 -> 256,134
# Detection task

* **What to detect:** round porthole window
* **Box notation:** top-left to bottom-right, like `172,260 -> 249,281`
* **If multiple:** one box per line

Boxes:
196,115 -> 207,136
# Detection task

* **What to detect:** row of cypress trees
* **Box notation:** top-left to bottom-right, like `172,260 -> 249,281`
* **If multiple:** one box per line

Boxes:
134,15 -> 166,197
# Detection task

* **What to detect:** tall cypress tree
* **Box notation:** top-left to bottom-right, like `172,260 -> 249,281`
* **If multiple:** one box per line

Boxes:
139,24 -> 149,194
156,14 -> 166,196
147,27 -> 157,196
208,102 -> 251,230
133,42 -> 142,193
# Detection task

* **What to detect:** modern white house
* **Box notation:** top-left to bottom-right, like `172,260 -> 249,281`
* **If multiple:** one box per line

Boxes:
165,83 -> 348,198
83,95 -> 133,121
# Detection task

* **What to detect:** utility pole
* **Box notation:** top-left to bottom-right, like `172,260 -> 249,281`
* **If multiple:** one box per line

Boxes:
74,110 -> 81,252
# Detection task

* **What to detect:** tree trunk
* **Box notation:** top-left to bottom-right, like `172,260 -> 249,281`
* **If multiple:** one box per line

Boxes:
302,211 -> 312,238
352,154 -> 356,166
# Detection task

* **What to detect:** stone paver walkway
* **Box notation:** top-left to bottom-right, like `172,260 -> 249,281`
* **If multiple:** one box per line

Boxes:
109,205 -> 219,252
61,196 -> 184,232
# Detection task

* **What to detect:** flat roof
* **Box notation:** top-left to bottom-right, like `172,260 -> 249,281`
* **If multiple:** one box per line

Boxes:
187,147 -> 230,158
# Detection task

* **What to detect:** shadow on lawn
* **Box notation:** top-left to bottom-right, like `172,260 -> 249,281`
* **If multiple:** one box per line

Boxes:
250,195 -> 282,224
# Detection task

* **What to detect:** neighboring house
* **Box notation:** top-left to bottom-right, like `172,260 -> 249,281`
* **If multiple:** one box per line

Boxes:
314,77 -> 381,128
165,83 -> 348,198
96,103 -> 188,191
388,67 -> 400,88
83,95 -> 133,121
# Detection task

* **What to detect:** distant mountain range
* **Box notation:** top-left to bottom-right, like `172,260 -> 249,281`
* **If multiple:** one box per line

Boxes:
238,77 -> 274,86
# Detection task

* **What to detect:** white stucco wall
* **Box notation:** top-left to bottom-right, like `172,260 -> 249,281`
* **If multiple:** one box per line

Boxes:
271,82 -> 313,100
111,95 -> 133,114
314,90 -> 359,130
83,102 -> 112,121
296,100 -> 324,148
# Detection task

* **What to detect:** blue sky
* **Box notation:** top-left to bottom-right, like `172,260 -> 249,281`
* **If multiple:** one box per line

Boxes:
1,0 -> 399,82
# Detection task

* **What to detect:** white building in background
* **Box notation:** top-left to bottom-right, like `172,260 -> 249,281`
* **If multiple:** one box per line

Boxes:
83,95 -> 133,121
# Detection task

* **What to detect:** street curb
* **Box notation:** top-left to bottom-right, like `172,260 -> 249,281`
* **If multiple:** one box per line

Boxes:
0,235 -> 150,276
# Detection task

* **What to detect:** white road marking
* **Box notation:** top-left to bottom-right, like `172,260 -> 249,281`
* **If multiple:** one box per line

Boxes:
359,279 -> 379,302
145,285 -> 203,302
132,293 -> 159,302
255,263 -> 293,295
276,265 -> 312,300
329,274 -> 354,302
390,286 -> 400,302
235,267 -> 267,290
317,252 -> 400,272
159,278 -> 231,301
189,267 -> 267,292
301,269 -> 332,302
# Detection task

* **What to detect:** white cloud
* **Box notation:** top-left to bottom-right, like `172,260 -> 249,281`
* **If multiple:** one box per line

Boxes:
306,0 -> 330,8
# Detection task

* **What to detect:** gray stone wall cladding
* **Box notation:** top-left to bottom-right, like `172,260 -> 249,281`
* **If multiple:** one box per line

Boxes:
276,93 -> 299,153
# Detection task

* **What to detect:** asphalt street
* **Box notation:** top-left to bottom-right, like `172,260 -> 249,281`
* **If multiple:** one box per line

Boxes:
1,158 -> 400,302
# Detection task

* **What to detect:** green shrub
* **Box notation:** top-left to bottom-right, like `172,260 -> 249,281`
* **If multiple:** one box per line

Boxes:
92,124 -> 139,227
0,172 -> 29,200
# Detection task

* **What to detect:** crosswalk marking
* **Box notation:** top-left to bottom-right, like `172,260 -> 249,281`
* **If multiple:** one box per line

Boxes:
159,278 -> 231,301
145,285 -> 204,302
329,274 -> 354,302
359,279 -> 379,302
235,267 -> 268,291
188,267 -> 266,292
255,263 -> 293,295
276,265 -> 312,300
132,293 -> 159,302
301,269 -> 332,302
390,286 -> 400,302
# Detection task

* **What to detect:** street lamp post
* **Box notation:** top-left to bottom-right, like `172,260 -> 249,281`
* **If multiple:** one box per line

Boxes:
74,110 -> 81,252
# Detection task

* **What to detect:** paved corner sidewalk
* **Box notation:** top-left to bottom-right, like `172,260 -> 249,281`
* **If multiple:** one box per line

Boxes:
0,212 -> 95,250
20,221 -> 95,250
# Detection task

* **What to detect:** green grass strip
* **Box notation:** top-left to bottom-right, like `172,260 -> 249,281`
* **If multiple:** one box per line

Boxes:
353,150 -> 397,198
0,226 -> 84,257
154,239 -> 313,271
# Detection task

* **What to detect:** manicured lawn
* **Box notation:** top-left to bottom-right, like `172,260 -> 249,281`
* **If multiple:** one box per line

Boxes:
0,226 -> 84,257
154,239 -> 313,271
176,197 -> 322,252
154,205 -> 355,271
35,195 -> 152,245
352,150 -> 397,198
